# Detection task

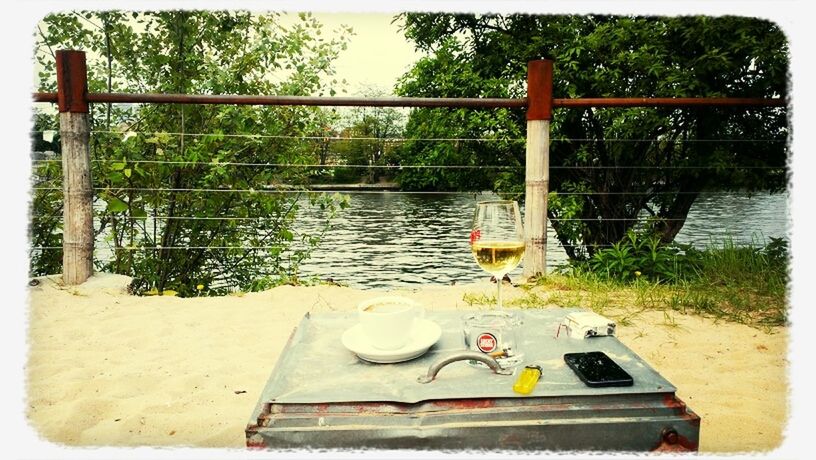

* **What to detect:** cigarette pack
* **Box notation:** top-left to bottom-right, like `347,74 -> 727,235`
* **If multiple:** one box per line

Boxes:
563,311 -> 616,339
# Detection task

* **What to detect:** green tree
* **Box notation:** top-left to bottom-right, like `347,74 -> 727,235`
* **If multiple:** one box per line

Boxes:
32,11 -> 350,294
396,14 -> 788,258
331,88 -> 405,183
395,39 -> 525,191
30,113 -> 63,277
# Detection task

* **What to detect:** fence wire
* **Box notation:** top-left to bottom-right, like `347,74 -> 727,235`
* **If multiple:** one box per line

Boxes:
30,186 -> 778,196
31,243 -> 620,251
32,129 -> 788,144
30,125 -> 787,278
30,158 -> 782,170
30,215 -> 692,222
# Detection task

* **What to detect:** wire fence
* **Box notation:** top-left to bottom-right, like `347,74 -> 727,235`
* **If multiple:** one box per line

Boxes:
30,49 -> 789,288
30,125 -> 789,287
29,215 -> 693,222
30,159 -> 782,170
31,129 -> 789,143
29,186 -> 781,195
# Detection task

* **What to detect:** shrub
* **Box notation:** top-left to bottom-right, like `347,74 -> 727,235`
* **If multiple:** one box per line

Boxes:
584,230 -> 699,283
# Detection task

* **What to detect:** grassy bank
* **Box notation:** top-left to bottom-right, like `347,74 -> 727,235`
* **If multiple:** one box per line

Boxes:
465,238 -> 789,331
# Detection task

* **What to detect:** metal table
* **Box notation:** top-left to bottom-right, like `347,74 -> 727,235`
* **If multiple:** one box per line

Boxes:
246,309 -> 700,451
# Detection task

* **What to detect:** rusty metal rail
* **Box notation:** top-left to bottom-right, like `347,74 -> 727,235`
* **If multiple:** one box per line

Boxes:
31,50 -> 787,286
33,92 -> 526,108
556,97 -> 786,108
32,91 -> 785,108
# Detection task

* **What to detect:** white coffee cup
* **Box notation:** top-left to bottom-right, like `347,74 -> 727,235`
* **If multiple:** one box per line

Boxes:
357,296 -> 424,350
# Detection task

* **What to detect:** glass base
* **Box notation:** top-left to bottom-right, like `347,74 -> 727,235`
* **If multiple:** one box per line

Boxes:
467,351 -> 525,370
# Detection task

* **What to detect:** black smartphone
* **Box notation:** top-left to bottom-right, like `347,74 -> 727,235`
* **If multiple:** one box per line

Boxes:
563,351 -> 634,387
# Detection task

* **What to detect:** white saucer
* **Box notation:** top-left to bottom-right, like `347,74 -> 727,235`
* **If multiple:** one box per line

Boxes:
341,318 -> 442,364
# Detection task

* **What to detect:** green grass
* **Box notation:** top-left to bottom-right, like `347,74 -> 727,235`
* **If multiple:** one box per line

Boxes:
462,292 -> 496,307
666,238 -> 788,327
525,237 -> 788,330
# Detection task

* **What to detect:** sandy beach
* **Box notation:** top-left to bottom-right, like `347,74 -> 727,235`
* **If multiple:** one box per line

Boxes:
25,273 -> 788,453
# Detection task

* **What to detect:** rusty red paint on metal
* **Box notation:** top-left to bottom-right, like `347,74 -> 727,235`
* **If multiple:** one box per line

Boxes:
677,432 -> 700,450
32,91 -> 784,109
315,403 -> 330,414
431,398 -> 495,410
55,50 -> 88,113
253,395 -> 700,451
256,412 -> 271,427
648,398 -> 701,452
246,439 -> 267,449
245,425 -> 267,449
353,402 -> 401,413
33,92 -> 57,103
266,403 -> 284,415
682,410 -> 702,427
651,431 -> 699,452
661,395 -> 702,426
269,399 -> 503,416
661,393 -> 687,409
660,395 -> 701,431
85,92 -> 526,108
527,59 -> 553,121
272,401 -> 414,415
554,97 -> 786,108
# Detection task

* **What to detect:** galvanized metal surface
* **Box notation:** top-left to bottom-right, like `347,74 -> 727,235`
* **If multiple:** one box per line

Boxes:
247,392 -> 700,451
246,309 -> 699,451
259,309 -> 676,405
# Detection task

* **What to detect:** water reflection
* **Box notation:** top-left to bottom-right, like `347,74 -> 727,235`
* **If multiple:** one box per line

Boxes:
294,191 -> 788,290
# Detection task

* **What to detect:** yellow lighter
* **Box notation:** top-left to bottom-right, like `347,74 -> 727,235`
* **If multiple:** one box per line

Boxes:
512,365 -> 543,395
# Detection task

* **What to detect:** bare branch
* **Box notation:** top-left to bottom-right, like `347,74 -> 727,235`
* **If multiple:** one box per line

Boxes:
72,11 -> 103,30
37,24 -> 55,60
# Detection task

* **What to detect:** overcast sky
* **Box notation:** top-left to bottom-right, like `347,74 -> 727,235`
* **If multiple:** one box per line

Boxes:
299,13 -> 424,94
31,12 -> 423,97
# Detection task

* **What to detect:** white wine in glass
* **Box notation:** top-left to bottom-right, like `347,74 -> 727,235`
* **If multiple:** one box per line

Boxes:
470,200 -> 525,309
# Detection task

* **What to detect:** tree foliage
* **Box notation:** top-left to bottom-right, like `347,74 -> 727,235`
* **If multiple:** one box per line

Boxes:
396,14 -> 789,259
32,11 -> 351,295
329,88 -> 406,183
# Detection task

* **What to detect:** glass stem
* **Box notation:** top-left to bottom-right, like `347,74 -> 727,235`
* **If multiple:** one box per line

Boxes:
497,274 -> 503,309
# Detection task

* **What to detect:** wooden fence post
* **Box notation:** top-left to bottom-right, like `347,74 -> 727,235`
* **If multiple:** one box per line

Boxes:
523,59 -> 553,280
57,50 -> 94,284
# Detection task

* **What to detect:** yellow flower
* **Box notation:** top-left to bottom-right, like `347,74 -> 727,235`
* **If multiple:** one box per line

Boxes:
196,284 -> 204,291
634,271 -> 642,277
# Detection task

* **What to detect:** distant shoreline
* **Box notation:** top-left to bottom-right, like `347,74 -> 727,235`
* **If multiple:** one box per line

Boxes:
266,182 -> 401,191
309,182 -> 400,191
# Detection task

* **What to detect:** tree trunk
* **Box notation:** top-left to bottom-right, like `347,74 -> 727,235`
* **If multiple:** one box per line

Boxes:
655,190 -> 700,243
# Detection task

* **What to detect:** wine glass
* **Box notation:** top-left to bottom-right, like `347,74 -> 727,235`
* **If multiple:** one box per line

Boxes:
470,200 -> 525,310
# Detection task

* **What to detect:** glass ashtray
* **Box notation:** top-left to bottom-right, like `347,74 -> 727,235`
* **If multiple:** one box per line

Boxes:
462,310 -> 524,369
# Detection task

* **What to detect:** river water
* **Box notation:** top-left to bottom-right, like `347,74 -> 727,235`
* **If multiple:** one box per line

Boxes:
294,191 -> 789,289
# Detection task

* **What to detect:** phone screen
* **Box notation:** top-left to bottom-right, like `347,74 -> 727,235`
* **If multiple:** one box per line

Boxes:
563,351 -> 634,387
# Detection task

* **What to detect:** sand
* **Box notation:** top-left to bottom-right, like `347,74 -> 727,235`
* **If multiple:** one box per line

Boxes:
25,273 -> 789,452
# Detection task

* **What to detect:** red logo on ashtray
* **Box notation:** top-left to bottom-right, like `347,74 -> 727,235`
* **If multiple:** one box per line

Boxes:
476,332 -> 498,353
470,229 -> 481,244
